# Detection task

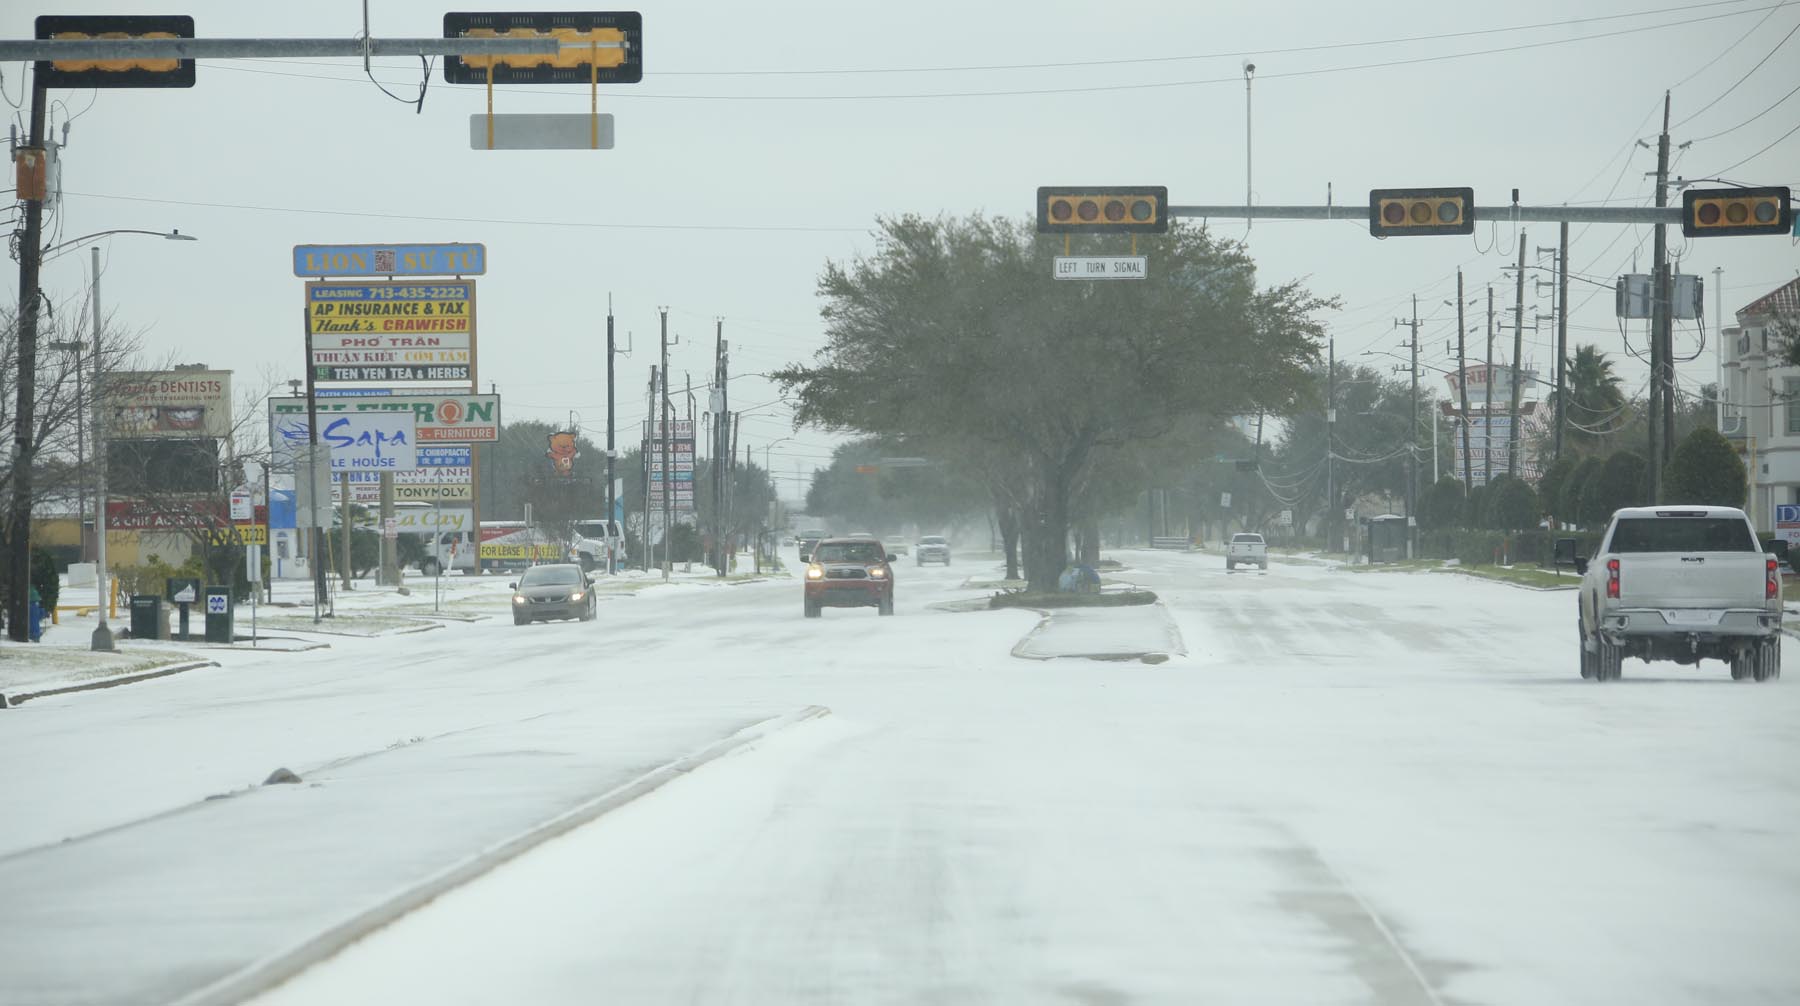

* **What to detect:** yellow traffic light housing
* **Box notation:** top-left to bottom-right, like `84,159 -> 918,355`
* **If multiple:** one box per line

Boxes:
34,15 -> 196,88
1037,187 -> 1169,234
1682,186 -> 1792,238
444,12 -> 643,84
1369,187 -> 1475,237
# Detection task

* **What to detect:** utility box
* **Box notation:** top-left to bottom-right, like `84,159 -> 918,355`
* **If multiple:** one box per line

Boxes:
1366,515 -> 1411,564
203,586 -> 234,644
129,595 -> 170,640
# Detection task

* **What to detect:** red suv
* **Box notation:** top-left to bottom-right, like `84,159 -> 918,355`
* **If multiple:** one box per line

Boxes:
804,537 -> 896,617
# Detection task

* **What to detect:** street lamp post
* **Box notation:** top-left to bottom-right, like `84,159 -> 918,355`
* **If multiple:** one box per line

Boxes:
45,340 -> 86,539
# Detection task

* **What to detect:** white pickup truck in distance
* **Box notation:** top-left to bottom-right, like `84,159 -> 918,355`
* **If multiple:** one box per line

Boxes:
1226,532 -> 1268,571
1575,506 -> 1783,683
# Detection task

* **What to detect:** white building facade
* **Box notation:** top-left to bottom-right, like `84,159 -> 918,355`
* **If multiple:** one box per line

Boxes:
1719,278 -> 1800,533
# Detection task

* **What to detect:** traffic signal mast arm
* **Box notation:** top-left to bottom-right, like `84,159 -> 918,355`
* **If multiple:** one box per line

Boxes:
1166,203 -> 1685,225
0,36 -> 573,60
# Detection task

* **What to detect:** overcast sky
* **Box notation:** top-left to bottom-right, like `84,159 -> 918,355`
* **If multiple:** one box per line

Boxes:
8,0 -> 1800,501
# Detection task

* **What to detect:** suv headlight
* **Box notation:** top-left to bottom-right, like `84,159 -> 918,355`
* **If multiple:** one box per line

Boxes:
869,567 -> 887,578
512,594 -> 527,605
806,564 -> 824,580
569,591 -> 585,601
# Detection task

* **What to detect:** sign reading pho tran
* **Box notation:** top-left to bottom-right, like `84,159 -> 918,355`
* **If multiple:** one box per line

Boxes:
269,394 -> 500,470
106,370 -> 233,439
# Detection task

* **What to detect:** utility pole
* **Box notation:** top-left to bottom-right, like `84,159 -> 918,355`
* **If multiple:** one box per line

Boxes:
729,412 -> 741,567
1555,221 -> 1570,465
713,319 -> 728,576
659,308 -> 671,583
1485,286 -> 1495,485
1397,297 -> 1420,555
91,245 -> 114,650
1649,90 -> 1672,500
605,301 -> 616,574
303,319 -> 328,622
1410,295 -> 1419,555
1457,270 -> 1473,488
643,365 -> 655,572
6,74 -> 48,641
1714,265 -> 1725,428
1243,62 -> 1255,233
1510,233 -> 1526,479
1326,338 -> 1335,552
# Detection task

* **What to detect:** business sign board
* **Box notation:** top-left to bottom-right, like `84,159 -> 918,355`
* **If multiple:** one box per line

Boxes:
306,282 -> 474,358
1444,365 -> 1542,406
390,508 -> 475,534
643,419 -> 696,511
106,370 -> 233,439
1451,414 -> 1545,484
317,413 -> 418,472
208,523 -> 269,546
106,499 -> 223,531
346,480 -> 475,504
1776,504 -> 1800,545
270,394 -> 500,469
294,243 -> 486,278
315,362 -> 473,383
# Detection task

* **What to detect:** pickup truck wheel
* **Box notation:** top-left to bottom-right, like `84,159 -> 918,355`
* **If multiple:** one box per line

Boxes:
1753,638 -> 1780,682
1226,561 -> 1235,571
878,595 -> 895,616
1730,647 -> 1752,680
1579,624 -> 1595,680
1595,637 -> 1624,682
420,558 -> 440,577
804,598 -> 821,619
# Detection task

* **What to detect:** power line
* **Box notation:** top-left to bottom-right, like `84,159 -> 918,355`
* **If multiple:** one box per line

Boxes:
206,3 -> 1794,103
64,188 -> 866,234
1689,79 -> 1800,140
1672,15 -> 1800,127
1669,1 -> 1789,89
1699,117 -> 1800,176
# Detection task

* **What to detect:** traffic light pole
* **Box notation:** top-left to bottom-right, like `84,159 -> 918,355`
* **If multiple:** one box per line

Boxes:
1166,204 -> 1682,225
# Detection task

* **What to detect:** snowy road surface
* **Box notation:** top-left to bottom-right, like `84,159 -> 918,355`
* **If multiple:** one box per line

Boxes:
5,553 -> 1797,1005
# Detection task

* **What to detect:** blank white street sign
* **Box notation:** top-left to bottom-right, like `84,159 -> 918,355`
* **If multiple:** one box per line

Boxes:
470,113 -> 615,150
1053,256 -> 1148,281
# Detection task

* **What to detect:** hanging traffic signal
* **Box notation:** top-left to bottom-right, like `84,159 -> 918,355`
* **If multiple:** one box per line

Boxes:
1369,187 -> 1474,237
34,15 -> 196,88
1037,186 -> 1169,234
1682,186 -> 1791,237
444,11 -> 643,84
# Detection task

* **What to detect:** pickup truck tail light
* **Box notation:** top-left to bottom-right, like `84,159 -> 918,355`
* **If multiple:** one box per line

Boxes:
1606,558 -> 1620,599
1768,556 -> 1780,600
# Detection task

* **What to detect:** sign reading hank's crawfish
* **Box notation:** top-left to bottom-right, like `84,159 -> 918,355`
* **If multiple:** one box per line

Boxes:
306,281 -> 475,355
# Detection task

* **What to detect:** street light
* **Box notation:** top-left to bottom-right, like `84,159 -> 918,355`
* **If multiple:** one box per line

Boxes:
46,339 -> 88,529
41,228 -> 197,262
86,232 -> 199,650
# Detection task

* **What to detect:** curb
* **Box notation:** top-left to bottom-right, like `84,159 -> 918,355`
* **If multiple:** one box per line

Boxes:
1,660 -> 221,708
169,704 -> 833,1006
1009,603 -> 1187,663
1432,569 -> 1579,592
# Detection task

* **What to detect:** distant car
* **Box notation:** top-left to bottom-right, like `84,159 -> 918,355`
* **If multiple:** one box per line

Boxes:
915,535 -> 951,566
848,530 -> 877,539
510,563 -> 596,625
884,535 -> 910,556
804,537 -> 896,617
797,531 -> 826,561
1226,532 -> 1268,571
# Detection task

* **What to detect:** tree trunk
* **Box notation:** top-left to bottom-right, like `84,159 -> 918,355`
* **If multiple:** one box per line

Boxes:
996,505 -> 1020,581
1077,515 -> 1100,566
1023,479 -> 1071,594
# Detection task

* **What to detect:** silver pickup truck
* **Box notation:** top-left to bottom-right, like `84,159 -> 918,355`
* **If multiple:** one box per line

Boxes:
1226,532 -> 1268,571
1575,506 -> 1782,682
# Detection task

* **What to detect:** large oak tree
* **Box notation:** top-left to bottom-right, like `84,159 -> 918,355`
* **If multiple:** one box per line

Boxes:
776,215 -> 1329,592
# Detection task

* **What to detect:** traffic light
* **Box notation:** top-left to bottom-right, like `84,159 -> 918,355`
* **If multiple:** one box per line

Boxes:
1369,187 -> 1474,237
444,12 -> 643,85
34,15 -> 196,88
1682,186 -> 1792,237
1037,186 -> 1169,234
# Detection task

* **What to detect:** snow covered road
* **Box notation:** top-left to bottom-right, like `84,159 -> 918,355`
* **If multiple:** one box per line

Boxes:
6,554 -> 1798,1005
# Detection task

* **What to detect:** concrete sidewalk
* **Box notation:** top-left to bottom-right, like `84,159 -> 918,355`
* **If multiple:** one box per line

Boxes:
1011,602 -> 1187,662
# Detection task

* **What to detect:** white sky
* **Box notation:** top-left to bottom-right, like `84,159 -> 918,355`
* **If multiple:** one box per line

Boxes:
8,0 -> 1800,502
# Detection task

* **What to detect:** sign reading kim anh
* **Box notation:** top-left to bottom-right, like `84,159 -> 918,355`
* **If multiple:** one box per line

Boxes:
293,243 -> 486,278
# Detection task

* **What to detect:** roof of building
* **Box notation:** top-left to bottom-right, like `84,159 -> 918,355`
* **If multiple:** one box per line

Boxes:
1738,276 -> 1800,321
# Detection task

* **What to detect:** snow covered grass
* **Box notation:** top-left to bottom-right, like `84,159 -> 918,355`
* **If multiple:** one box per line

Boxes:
0,640 -> 207,694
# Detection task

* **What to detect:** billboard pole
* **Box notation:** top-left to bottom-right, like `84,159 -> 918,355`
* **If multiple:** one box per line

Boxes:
304,315 -> 326,624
